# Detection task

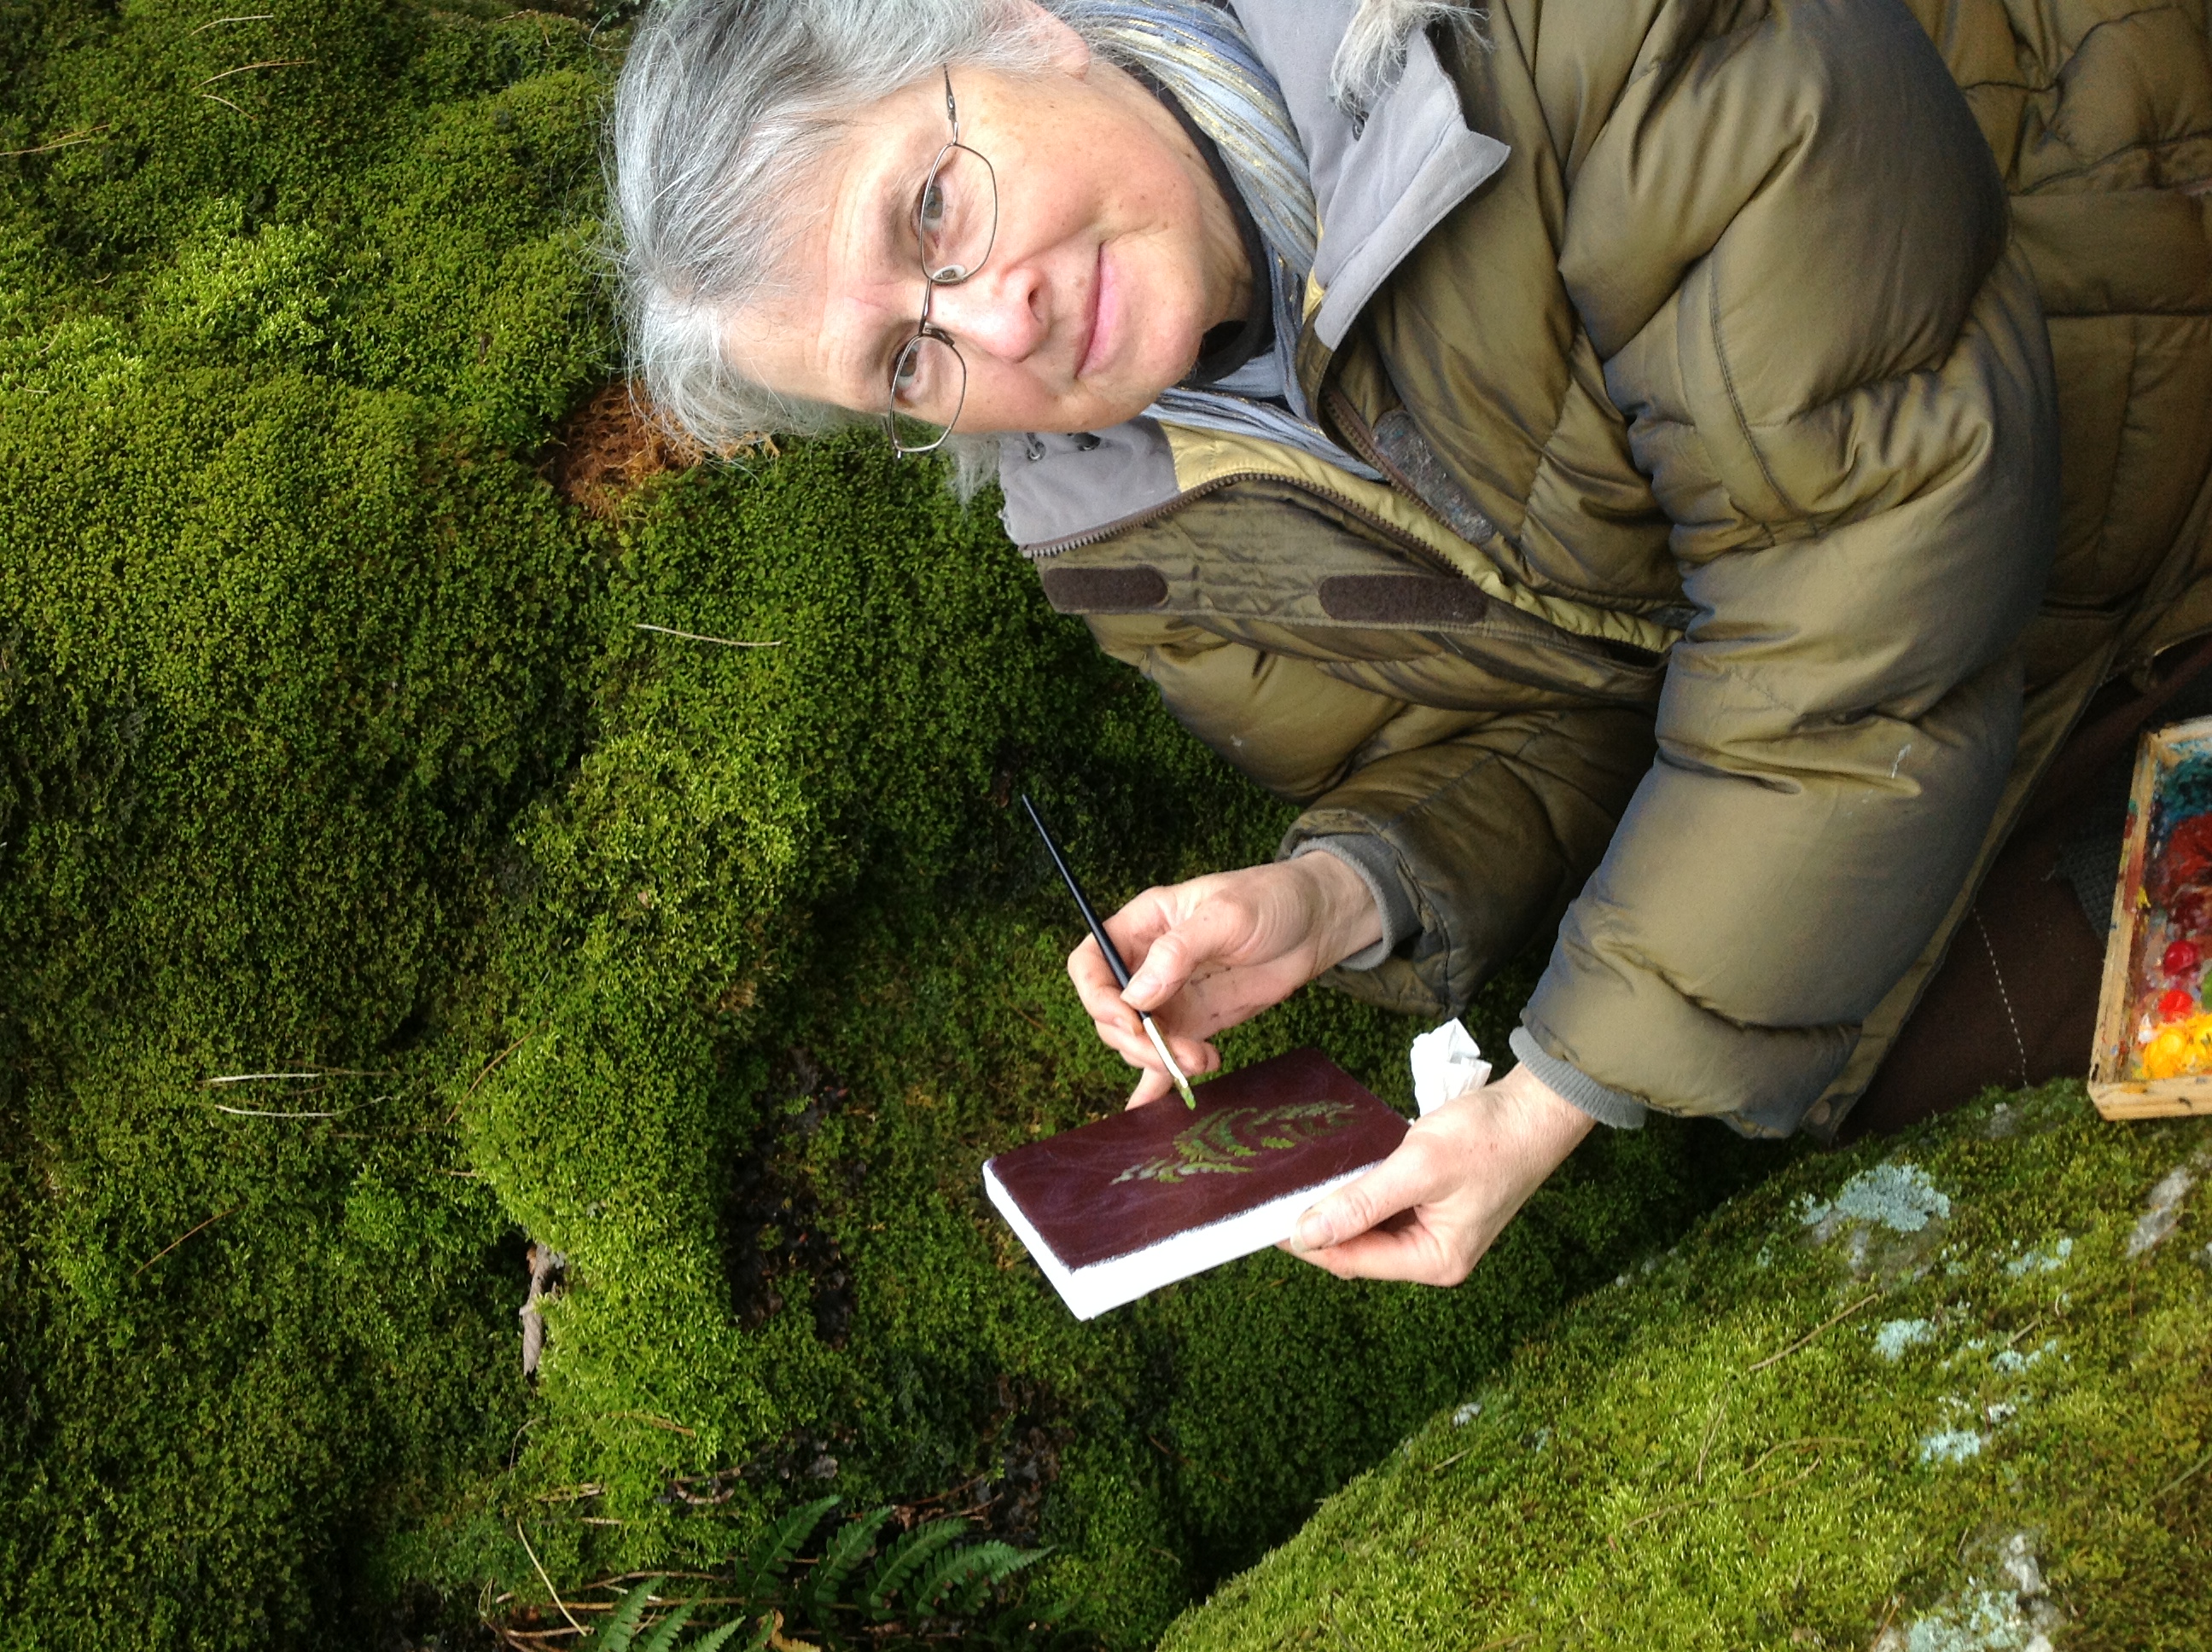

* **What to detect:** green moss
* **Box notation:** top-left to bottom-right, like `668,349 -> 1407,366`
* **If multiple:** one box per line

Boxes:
456,436 -> 1787,1646
2,4 -> 1788,1646
1159,1083 -> 2212,1650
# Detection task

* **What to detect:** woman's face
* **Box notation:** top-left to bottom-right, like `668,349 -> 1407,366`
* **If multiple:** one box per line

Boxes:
722,14 -> 1253,436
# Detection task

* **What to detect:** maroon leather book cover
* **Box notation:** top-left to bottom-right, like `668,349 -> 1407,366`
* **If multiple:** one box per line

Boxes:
986,1047 -> 1407,1270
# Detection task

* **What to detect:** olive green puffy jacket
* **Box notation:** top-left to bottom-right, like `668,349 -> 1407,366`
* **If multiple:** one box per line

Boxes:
1009,0 -> 2212,1137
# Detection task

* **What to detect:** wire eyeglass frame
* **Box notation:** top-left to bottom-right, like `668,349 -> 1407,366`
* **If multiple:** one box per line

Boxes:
885,68 -> 998,457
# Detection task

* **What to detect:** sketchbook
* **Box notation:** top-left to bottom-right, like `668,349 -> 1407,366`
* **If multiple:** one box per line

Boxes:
982,1047 -> 1408,1319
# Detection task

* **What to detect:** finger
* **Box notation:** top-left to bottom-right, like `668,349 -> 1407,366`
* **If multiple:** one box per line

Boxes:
1284,1136 -> 1456,1255
1067,937 -> 1143,1035
1125,1066 -> 1176,1108
1119,922 -> 1199,1011
1116,892 -> 1257,1007
1289,1215 -> 1477,1286
1165,1035 -> 1222,1082
1093,1012 -> 1161,1076
1115,1017 -> 1220,1100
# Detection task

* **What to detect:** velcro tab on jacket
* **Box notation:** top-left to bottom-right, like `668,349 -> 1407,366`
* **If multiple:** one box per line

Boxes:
1318,573 -> 1487,627
1039,565 -> 1169,614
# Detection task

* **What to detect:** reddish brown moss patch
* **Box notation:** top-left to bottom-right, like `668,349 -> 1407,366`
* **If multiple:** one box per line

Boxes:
545,380 -> 729,517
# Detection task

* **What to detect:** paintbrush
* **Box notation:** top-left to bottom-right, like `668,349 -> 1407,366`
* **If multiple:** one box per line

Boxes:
1021,793 -> 1199,1108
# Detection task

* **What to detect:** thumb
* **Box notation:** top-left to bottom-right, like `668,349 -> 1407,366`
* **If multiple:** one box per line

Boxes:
1123,924 -> 1199,1009
1288,1137 -> 1447,1252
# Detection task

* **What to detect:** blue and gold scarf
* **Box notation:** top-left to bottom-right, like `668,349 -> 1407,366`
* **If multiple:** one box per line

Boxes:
1053,0 -> 1379,478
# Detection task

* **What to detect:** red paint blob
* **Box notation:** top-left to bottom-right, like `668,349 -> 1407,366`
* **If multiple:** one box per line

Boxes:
2172,886 -> 2212,936
2159,987 -> 2197,1021
2158,815 -> 2212,900
2167,939 -> 2203,975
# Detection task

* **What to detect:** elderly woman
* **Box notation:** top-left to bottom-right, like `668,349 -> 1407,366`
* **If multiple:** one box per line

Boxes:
615,0 -> 2212,1284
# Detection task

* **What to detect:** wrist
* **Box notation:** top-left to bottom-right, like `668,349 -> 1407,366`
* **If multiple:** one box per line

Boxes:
1291,851 -> 1385,969
1491,1062 -> 1596,1160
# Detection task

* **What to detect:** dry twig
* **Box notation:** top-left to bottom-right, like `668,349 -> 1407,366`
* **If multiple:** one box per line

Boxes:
466,1027 -> 541,1101
197,57 -> 312,84
1745,1290 -> 1881,1373
207,1102 -> 355,1119
515,1521 -> 587,1636
1694,1387 -> 1733,1486
1,125 -> 110,158
2154,1446 -> 2212,1502
634,622 -> 782,649
187,13 -> 274,33
135,1207 -> 236,1276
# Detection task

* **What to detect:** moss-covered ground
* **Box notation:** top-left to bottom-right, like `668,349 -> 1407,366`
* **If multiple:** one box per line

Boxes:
1161,1081 -> 2212,1650
0,4 -> 1784,1645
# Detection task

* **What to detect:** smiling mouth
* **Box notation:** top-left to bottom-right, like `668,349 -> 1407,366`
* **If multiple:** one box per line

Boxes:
1076,243 -> 1112,380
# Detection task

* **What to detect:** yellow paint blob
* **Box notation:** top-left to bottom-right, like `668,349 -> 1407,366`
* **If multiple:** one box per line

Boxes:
2142,1014 -> 2212,1079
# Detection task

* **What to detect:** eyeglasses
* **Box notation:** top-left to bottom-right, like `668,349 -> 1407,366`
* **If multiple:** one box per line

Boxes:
884,68 -> 998,457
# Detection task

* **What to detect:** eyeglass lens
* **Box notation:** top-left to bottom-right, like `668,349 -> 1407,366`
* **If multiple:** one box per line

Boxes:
917,143 -> 994,282
888,134 -> 998,452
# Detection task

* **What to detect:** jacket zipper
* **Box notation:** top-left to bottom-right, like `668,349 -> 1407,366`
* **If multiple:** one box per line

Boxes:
1318,385 -> 1492,564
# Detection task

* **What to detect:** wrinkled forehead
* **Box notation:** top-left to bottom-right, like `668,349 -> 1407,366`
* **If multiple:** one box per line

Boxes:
716,105 -> 934,407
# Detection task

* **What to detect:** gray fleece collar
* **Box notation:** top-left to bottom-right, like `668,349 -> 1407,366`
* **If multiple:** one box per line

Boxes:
998,0 -> 1510,551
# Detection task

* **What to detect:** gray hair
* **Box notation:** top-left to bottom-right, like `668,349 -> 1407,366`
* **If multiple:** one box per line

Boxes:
609,0 -> 1457,466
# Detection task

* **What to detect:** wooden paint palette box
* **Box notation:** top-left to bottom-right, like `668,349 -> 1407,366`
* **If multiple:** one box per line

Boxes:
2092,713 -> 2212,1118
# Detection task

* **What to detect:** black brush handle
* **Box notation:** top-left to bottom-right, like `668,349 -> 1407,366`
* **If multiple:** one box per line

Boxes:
1020,794 -> 1132,991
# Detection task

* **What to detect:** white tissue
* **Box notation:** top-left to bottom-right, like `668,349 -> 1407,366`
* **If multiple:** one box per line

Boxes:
1410,1018 -> 1490,1116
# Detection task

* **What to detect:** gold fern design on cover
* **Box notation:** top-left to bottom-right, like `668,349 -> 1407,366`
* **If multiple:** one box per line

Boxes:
1110,1101 -> 1364,1185
984,1050 -> 1406,1318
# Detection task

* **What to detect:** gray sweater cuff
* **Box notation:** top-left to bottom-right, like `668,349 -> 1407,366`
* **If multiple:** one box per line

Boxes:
1509,1026 -> 1647,1131
1289,836 -> 1420,972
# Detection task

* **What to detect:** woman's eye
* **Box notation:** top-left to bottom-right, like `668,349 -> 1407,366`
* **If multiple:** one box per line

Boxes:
918,177 -> 947,236
890,341 -> 930,407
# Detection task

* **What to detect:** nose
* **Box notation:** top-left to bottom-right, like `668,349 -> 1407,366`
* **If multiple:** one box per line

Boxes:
926,258 -> 1049,364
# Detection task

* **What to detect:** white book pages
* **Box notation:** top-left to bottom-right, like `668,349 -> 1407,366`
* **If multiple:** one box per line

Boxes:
983,1157 -> 1377,1320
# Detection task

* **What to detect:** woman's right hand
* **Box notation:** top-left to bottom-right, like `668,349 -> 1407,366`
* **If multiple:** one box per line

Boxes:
1067,853 -> 1384,1107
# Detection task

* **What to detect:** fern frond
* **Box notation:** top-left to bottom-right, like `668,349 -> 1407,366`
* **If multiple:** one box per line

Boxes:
911,1539 -> 1044,1617
801,1504 -> 894,1616
591,1577 -> 664,1651
735,1495 -> 840,1599
951,1541 -> 1050,1616
633,1597 -> 696,1652
861,1518 -> 966,1617
688,1614 -> 761,1652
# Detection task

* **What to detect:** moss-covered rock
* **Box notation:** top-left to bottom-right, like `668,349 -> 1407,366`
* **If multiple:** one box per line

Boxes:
1,3 -> 1786,1645
1161,1082 -> 2212,1650
455,433 -> 1785,1647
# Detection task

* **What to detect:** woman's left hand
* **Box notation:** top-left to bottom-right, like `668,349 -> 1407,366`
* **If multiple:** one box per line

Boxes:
1283,1062 -> 1593,1284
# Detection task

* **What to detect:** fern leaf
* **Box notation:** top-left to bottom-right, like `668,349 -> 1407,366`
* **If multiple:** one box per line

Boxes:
949,1542 -> 1049,1616
687,1615 -> 760,1652
860,1518 -> 966,1617
735,1495 -> 840,1599
633,1597 -> 696,1652
592,1577 -> 664,1651
955,1548 -> 1048,1619
911,1540 -> 1042,1617
801,1504 -> 894,1616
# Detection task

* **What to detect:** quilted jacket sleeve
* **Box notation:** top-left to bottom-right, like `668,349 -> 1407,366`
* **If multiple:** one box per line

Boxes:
1516,0 -> 2061,1132
1080,609 -> 1656,1021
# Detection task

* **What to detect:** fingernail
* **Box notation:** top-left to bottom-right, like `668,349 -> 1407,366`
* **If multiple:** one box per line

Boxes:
1125,972 -> 1156,1003
1291,1209 -> 1334,1252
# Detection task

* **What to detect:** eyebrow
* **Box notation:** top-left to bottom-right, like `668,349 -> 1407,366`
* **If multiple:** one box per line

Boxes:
835,143 -> 928,403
